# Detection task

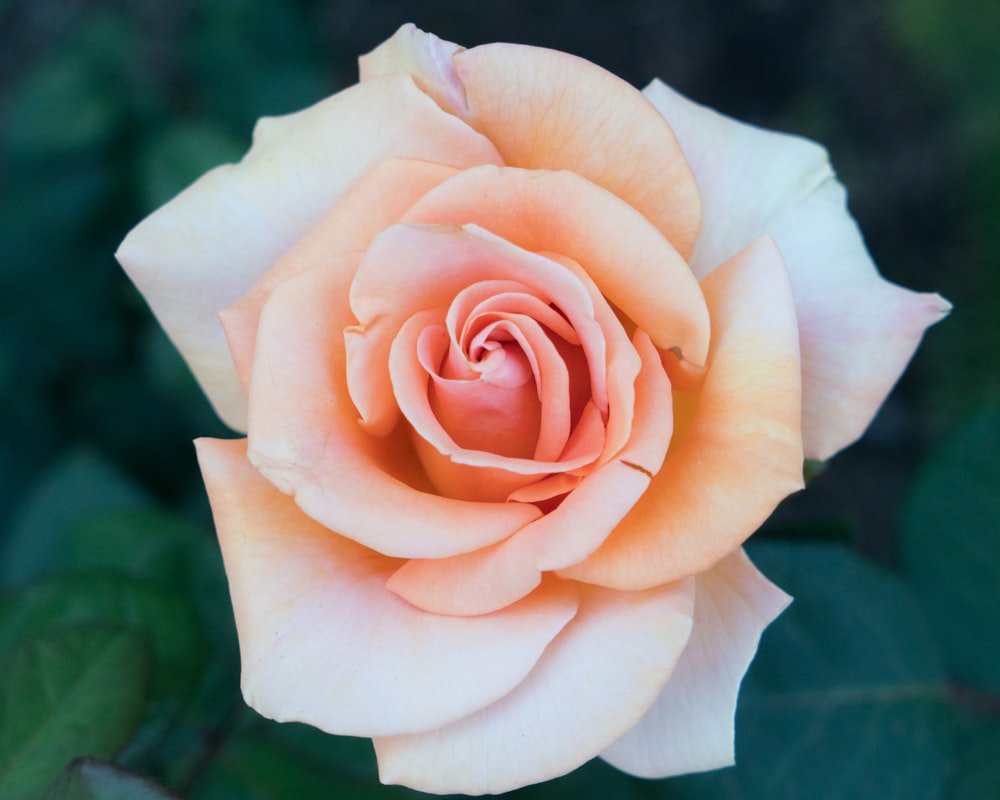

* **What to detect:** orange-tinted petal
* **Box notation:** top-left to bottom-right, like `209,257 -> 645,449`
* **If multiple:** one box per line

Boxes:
446,283 -> 576,462
389,310 -> 552,503
373,579 -> 695,795
389,308 -> 599,478
451,43 -> 701,258
561,237 -> 803,589
543,251 -> 642,467
196,437 -> 579,737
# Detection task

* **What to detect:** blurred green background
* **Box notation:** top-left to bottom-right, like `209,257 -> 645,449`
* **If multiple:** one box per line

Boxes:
0,0 -> 997,798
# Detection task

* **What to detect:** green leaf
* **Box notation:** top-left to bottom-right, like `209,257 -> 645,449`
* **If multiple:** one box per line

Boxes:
40,510 -> 241,784
939,709 -> 1000,800
660,542 -> 952,800
0,450 -> 150,589
0,625 -> 151,800
900,408 -> 1000,694
43,758 -> 181,800
65,509 -> 238,699
62,510 -> 228,611
0,573 -> 204,702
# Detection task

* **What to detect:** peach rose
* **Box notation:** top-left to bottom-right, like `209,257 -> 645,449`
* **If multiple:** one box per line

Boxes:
117,24 -> 949,795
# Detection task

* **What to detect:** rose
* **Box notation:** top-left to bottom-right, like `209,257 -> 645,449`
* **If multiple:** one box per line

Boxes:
117,24 -> 949,795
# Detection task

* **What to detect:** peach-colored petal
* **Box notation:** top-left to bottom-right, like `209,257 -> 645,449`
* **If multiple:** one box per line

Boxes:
561,237 -> 804,590
221,157 -> 461,394
196,437 -> 580,737
359,24 -> 468,116
601,548 -> 791,777
389,309 -> 600,480
436,323 -> 546,458
544,251 -> 643,467
387,332 -> 672,616
404,166 -> 711,368
347,222 -> 609,452
117,76 -> 502,431
390,310 -> 556,503
373,579 -> 696,795
644,79 -> 950,459
508,472 -> 581,504
445,283 -> 577,462
246,242 -> 541,559
450,42 -> 702,259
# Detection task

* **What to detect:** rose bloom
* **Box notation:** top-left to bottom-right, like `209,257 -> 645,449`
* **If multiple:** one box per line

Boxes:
118,24 -> 949,795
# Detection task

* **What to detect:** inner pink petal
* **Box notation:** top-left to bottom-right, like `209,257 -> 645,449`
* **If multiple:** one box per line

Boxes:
452,286 -> 580,352
348,223 -> 609,442
392,310 -> 598,478
466,329 -> 533,388
464,315 -> 575,462
430,350 -> 541,460
542,252 -> 641,467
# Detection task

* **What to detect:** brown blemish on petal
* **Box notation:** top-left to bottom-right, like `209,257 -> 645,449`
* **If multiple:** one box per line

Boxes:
619,460 -> 653,479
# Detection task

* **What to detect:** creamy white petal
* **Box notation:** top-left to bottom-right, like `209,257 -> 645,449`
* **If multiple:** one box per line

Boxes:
644,79 -> 949,459
117,75 -> 501,430
601,549 -> 790,776
374,580 -> 695,795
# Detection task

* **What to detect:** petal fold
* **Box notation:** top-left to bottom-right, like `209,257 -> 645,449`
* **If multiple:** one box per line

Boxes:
222,157 -> 461,394
373,578 -> 696,795
348,221 -> 605,465
360,24 -> 468,116
601,548 -> 790,777
196,437 -> 580,737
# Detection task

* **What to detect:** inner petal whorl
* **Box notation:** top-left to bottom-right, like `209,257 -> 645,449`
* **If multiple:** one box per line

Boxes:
426,283 -> 574,461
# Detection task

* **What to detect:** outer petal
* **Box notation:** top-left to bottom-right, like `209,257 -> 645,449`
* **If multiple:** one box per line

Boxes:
360,24 -> 467,116
367,25 -> 702,257
451,44 -> 702,259
373,579 -> 696,795
561,237 -> 804,590
196,437 -> 580,737
246,231 -> 541,558
644,79 -> 950,459
601,549 -> 791,777
117,75 -> 502,430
